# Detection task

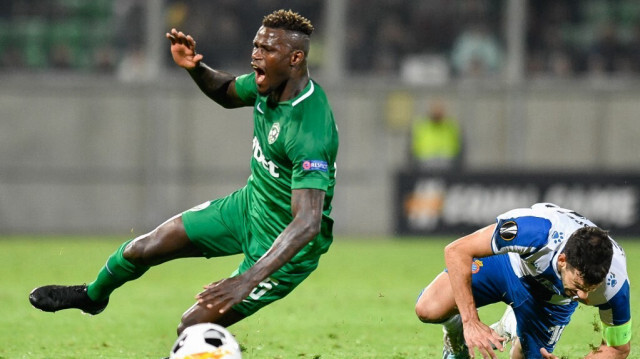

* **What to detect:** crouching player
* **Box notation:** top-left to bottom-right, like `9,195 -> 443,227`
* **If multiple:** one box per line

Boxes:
415,203 -> 629,358
490,256 -> 630,359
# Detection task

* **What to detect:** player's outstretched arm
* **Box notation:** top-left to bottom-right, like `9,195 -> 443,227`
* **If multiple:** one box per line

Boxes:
166,28 -> 247,108
196,188 -> 325,313
445,224 -> 505,358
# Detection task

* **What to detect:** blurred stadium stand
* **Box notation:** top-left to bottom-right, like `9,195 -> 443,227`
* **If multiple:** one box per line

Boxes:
2,0 -> 640,77
1,0 -> 640,236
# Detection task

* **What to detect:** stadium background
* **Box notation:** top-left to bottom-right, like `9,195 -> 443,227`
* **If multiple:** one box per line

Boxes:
1,0 -> 640,236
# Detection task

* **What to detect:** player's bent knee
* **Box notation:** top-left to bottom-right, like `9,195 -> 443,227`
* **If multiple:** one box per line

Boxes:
122,235 -> 152,265
415,302 -> 447,323
415,293 -> 458,324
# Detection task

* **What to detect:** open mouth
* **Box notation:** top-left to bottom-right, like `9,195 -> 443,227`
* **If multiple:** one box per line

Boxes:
252,63 -> 266,85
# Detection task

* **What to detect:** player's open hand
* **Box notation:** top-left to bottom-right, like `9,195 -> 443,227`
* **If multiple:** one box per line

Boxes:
166,28 -> 203,70
195,276 -> 254,314
463,319 -> 505,358
540,348 -> 560,358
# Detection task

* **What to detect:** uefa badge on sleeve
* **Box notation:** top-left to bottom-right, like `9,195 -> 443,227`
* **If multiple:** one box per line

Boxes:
499,221 -> 518,241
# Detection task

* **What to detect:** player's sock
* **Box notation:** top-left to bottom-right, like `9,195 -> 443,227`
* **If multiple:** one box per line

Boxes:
442,314 -> 463,332
490,305 -> 517,345
87,240 -> 149,301
442,314 -> 469,358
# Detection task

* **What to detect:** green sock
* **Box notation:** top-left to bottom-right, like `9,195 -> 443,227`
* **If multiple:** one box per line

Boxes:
86,240 -> 149,302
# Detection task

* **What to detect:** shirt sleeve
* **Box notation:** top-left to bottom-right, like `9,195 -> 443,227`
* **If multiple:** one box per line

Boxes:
285,101 -> 336,192
597,280 -> 631,326
491,211 -> 552,256
234,73 -> 258,104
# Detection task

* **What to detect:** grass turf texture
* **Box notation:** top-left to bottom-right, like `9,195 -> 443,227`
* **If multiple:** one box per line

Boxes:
1,236 -> 639,358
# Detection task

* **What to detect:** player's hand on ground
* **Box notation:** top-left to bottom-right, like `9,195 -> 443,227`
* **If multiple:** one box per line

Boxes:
166,28 -> 203,70
463,319 -> 505,358
540,348 -> 559,359
195,276 -> 254,314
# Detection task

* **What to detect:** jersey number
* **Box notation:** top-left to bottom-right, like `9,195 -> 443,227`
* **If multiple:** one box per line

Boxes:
248,277 -> 280,300
547,325 -> 566,346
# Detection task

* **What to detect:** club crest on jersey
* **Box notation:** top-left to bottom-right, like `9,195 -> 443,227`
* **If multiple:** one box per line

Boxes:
268,122 -> 280,144
499,221 -> 518,241
471,259 -> 483,274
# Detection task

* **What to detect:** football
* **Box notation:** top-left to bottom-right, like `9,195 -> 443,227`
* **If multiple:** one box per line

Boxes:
170,323 -> 242,359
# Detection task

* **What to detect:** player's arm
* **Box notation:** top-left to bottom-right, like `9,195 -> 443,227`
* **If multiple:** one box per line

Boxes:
445,224 -> 505,358
165,28 -> 247,108
581,277 -> 632,359
196,188 -> 324,313
581,315 -> 632,358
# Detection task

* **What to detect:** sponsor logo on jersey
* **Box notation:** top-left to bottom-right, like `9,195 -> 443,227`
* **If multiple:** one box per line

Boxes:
268,122 -> 280,144
471,259 -> 483,274
499,221 -> 518,240
302,160 -> 328,172
252,137 -> 279,178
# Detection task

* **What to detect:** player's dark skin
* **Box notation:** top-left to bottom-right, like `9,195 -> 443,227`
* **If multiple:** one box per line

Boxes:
114,26 -> 324,335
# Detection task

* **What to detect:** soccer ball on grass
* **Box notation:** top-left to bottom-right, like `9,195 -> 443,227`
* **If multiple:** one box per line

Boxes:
170,323 -> 242,359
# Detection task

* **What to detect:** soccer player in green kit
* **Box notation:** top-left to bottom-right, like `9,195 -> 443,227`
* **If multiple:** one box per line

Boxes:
30,9 -> 338,335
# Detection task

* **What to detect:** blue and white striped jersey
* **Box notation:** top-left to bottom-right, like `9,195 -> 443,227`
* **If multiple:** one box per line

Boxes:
491,203 -> 630,325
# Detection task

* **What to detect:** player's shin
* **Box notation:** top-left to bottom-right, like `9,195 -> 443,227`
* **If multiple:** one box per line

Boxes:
87,240 -> 150,301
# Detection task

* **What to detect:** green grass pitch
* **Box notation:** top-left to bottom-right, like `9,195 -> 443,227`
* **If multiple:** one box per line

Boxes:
1,236 -> 638,358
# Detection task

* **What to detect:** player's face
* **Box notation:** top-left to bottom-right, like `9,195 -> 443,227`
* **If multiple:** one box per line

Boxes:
251,26 -> 294,96
560,266 -> 600,303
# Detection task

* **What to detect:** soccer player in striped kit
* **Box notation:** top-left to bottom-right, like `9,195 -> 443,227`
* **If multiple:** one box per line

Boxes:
416,203 -> 629,358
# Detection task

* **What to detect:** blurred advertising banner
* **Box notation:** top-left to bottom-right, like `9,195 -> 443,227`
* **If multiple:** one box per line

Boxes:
395,170 -> 640,236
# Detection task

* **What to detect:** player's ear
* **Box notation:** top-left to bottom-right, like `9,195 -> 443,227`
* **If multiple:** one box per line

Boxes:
557,253 -> 567,268
290,49 -> 305,67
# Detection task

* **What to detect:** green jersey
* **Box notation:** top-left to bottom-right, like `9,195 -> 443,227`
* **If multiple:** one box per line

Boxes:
234,72 -> 339,268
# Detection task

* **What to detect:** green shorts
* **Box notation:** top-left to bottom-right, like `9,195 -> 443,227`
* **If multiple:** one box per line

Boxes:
181,187 -> 314,316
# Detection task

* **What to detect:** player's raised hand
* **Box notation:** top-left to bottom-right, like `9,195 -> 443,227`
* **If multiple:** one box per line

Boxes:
463,319 -> 505,358
540,348 -> 560,358
166,28 -> 204,70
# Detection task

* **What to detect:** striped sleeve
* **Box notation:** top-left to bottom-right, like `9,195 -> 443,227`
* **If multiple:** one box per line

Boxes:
491,214 -> 552,256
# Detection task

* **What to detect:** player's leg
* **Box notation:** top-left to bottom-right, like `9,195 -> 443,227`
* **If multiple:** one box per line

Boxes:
416,255 -> 515,358
488,306 -> 532,359
489,305 -> 517,347
176,189 -> 256,332
177,270 -> 312,334
508,301 -> 577,358
88,213 -> 202,301
416,271 -> 470,358
29,214 -> 203,314
509,337 -> 525,359
415,271 -> 459,323
416,269 -> 470,359
177,186 -> 319,333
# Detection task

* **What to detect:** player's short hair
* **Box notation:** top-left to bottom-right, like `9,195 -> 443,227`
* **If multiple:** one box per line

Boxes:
563,226 -> 613,286
262,9 -> 314,36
